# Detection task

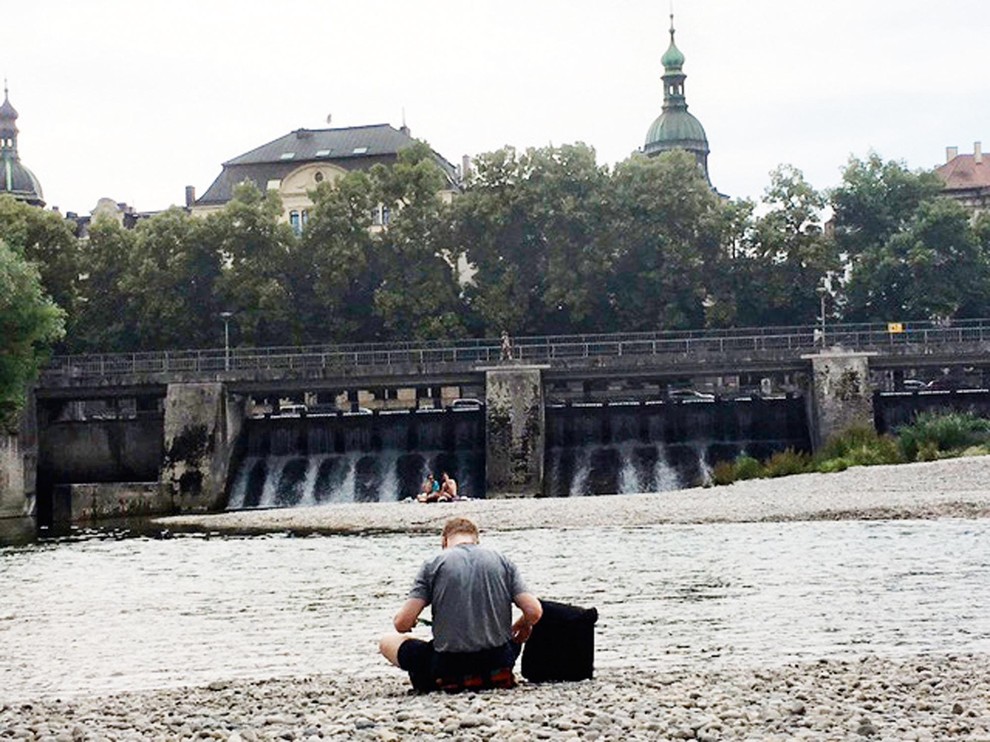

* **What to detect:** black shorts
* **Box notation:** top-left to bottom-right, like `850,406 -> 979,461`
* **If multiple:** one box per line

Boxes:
397,639 -> 520,693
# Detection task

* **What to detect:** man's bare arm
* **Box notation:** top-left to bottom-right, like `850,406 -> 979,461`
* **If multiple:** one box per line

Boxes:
393,598 -> 427,633
511,592 -> 543,643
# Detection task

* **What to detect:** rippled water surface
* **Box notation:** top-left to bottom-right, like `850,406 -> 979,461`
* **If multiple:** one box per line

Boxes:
1,519 -> 988,700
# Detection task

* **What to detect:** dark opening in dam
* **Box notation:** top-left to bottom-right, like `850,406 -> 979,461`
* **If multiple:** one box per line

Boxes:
226,409 -> 485,508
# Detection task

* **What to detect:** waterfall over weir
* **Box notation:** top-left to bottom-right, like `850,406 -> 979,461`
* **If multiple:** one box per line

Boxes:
545,398 -> 810,497
226,410 -> 485,509
225,397 -> 811,508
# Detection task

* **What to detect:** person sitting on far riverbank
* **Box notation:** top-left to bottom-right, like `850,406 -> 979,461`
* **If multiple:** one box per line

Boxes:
417,474 -> 439,503
439,472 -> 458,501
379,517 -> 542,692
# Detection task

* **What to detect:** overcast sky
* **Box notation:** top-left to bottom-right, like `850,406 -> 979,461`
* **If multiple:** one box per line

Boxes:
4,0 -> 988,214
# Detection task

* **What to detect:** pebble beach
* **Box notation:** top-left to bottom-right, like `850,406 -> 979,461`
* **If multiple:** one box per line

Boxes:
4,457 -> 990,741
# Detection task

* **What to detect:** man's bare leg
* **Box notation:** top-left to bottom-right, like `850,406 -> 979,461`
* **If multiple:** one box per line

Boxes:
379,632 -> 411,667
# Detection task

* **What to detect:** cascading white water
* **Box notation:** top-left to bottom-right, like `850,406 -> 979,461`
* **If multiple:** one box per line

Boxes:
226,410 -> 486,509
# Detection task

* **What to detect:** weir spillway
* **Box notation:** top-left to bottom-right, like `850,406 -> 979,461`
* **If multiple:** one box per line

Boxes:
226,409 -> 485,507
222,396 -> 811,507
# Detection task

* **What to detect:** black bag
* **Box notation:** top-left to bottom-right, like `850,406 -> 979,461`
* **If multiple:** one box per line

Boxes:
521,599 -> 598,682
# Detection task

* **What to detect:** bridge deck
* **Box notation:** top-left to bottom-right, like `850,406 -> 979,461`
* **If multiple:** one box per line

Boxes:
36,319 -> 990,396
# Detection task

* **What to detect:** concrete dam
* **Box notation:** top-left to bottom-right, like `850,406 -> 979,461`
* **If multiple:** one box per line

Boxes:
8,319 -> 990,525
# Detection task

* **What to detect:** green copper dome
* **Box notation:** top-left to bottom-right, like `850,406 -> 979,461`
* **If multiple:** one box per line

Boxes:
644,110 -> 708,154
642,15 -> 711,184
0,83 -> 45,207
660,35 -> 684,70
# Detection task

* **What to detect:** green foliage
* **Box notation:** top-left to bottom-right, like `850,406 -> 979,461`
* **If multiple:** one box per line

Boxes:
606,150 -> 729,332
731,166 -> 840,327
0,195 -> 80,332
370,143 -> 467,340
733,455 -> 764,480
711,460 -> 737,486
762,449 -> 813,478
294,171 -> 378,343
207,183 -> 296,346
897,411 -> 990,461
830,153 -> 988,321
816,458 -> 850,474
454,143 -> 612,335
0,239 -> 65,429
817,425 -> 903,468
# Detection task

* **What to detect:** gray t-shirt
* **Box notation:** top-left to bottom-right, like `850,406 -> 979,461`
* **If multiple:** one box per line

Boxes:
409,544 -> 529,653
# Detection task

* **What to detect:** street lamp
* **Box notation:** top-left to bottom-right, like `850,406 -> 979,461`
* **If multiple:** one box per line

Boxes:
220,312 -> 233,371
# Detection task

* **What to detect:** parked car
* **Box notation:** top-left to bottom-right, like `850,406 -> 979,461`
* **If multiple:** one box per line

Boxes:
451,398 -> 483,410
275,403 -> 307,416
667,389 -> 716,402
902,379 -> 927,391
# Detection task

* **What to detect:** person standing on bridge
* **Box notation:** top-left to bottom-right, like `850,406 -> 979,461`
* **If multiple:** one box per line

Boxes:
500,330 -> 513,361
379,517 -> 542,692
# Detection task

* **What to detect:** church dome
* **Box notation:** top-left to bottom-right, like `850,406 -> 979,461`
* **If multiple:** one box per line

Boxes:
0,84 -> 45,207
2,159 -> 45,204
0,95 -> 17,120
660,37 -> 685,70
641,16 -> 712,184
644,110 -> 708,156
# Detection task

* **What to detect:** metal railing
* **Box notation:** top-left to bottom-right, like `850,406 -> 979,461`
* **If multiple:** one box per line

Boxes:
39,318 -> 990,384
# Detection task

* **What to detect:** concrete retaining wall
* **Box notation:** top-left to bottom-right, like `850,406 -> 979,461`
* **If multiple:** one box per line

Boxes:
51,482 -> 173,523
38,418 -> 163,483
0,435 -> 25,518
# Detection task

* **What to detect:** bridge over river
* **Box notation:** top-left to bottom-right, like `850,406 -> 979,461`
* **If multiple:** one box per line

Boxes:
4,319 -> 989,526
36,318 -> 990,394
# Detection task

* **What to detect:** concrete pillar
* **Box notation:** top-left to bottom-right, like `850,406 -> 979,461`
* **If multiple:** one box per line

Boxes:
483,366 -> 547,497
161,383 -> 248,513
0,395 -> 37,519
802,351 -> 878,451
0,435 -> 25,518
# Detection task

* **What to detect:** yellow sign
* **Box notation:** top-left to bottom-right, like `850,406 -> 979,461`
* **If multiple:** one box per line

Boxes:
887,323 -> 904,334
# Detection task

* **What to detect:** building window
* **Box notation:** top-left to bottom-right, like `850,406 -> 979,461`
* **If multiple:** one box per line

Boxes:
301,210 -> 309,229
290,210 -> 302,235
381,205 -> 390,226
314,171 -> 324,183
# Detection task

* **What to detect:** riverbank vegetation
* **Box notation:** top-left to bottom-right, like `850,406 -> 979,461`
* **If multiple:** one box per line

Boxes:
711,412 -> 990,486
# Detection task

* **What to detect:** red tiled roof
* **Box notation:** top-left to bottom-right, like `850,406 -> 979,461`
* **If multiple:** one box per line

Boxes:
936,154 -> 990,191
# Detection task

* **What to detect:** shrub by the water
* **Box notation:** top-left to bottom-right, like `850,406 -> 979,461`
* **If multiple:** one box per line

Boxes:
734,455 -> 764,480
763,449 -> 813,478
897,411 -> 990,461
711,460 -> 737,486
816,425 -> 903,470
709,412 -> 990,488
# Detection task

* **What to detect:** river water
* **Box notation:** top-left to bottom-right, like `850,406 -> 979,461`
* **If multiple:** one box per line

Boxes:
1,518 -> 988,701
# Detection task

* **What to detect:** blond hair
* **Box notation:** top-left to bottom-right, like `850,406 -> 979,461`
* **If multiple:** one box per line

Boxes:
442,517 -> 479,543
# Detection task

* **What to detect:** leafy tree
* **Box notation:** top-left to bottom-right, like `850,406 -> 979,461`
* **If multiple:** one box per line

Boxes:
830,153 -> 943,260
121,207 -> 223,349
832,153 -> 988,321
453,143 -> 610,335
732,166 -> 839,326
0,195 -> 80,328
205,184 -> 295,346
293,172 -> 380,343
605,150 -> 729,331
370,143 -> 466,340
843,197 -> 988,320
0,239 -> 65,430
70,216 -> 137,352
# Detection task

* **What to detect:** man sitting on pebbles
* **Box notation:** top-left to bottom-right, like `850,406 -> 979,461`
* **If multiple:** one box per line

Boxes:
379,517 -> 543,692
